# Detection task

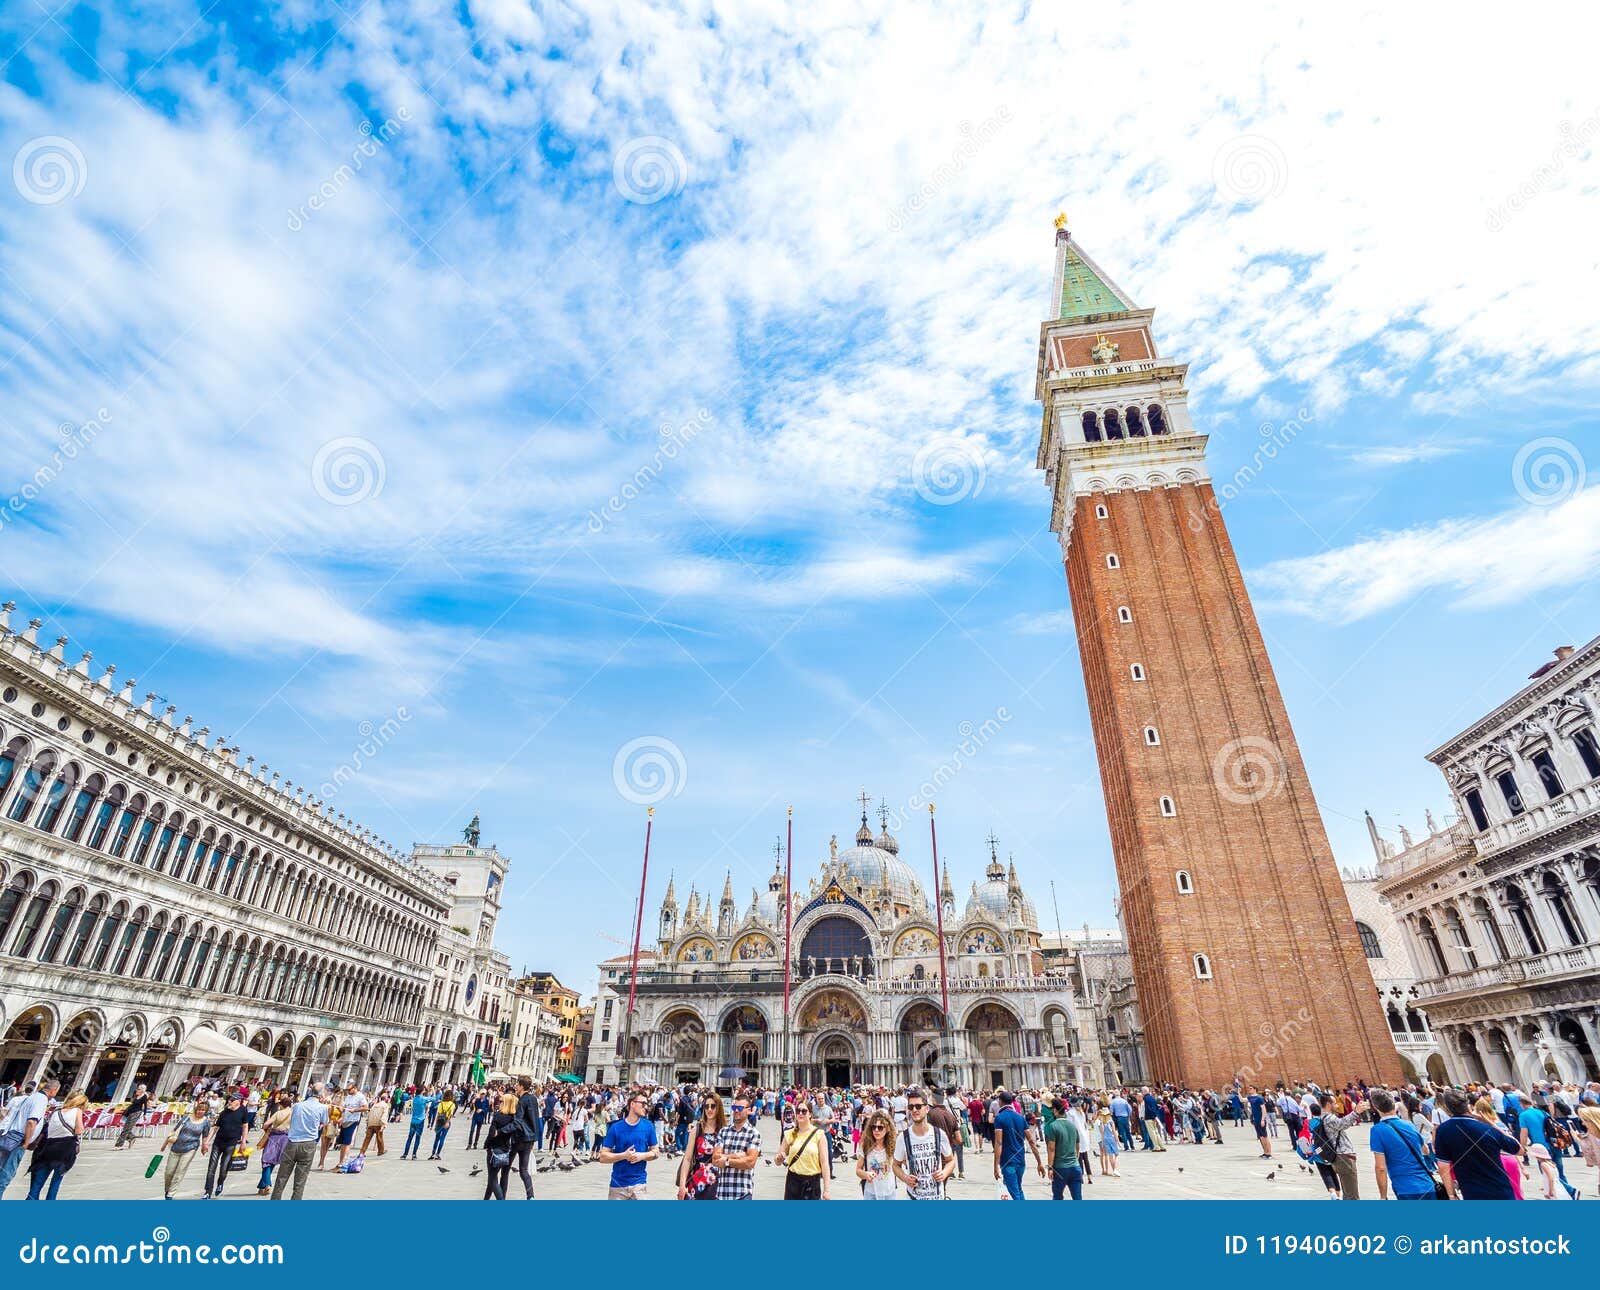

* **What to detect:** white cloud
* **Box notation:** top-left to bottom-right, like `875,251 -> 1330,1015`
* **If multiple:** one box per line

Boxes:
1008,609 -> 1075,635
1251,486 -> 1600,621
3,3 -> 1599,671
1338,440 -> 1483,468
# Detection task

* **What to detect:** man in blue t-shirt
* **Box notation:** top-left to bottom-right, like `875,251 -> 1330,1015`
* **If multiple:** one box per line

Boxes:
1246,1086 -> 1271,1160
597,1089 -> 659,1199
1368,1090 -> 1435,1200
1432,1090 -> 1521,1199
990,1089 -> 1043,1200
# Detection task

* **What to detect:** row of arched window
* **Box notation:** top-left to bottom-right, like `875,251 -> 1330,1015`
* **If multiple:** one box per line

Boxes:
1412,867 -> 1600,978
1458,728 -> 1600,831
1083,405 -> 1169,442
0,866 -> 425,1024
0,732 -> 436,964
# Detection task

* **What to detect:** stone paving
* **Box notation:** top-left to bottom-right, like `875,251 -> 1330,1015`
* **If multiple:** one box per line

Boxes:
28,1115 -> 1597,1201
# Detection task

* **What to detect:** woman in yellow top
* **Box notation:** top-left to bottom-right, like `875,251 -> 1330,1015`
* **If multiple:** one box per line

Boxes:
773,1102 -> 830,1200
430,1094 -> 457,1160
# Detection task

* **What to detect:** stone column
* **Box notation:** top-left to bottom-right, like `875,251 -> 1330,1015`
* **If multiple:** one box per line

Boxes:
113,1047 -> 149,1102
153,1057 -> 187,1099
23,1044 -> 57,1086
1571,1009 -> 1600,1078
69,1046 -> 107,1096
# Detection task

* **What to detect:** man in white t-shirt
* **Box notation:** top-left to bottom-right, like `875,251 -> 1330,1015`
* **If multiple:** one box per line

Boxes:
890,1090 -> 909,1130
892,1087 -> 954,1200
0,1078 -> 57,1197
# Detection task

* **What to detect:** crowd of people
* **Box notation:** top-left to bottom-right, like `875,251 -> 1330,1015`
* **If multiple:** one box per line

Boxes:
1,1068 -> 1597,1201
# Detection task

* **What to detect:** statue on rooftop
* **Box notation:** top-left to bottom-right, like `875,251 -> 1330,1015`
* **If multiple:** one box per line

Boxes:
463,813 -> 481,847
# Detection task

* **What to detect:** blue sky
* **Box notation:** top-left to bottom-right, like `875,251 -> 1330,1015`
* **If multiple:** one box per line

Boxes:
1,2 -> 1597,991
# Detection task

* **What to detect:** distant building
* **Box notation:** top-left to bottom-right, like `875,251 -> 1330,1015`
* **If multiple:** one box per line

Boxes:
619,802 -> 1090,1090
409,841 -> 512,1084
502,978 -> 562,1082
1374,639 -> 1600,1084
571,1004 -> 594,1079
520,971 -> 580,1072
1341,857 -> 1450,1084
585,950 -> 656,1086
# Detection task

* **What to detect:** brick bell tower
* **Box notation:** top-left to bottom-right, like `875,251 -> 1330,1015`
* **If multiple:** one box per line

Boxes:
1033,216 -> 1399,1088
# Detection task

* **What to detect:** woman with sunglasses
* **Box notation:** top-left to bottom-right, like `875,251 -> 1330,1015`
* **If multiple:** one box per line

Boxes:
676,1092 -> 727,1200
774,1102 -> 830,1200
854,1110 -> 898,1199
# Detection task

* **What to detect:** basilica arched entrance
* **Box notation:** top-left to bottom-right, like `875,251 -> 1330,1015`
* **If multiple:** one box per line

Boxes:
660,1008 -> 705,1084
965,1001 -> 1021,1089
796,987 -> 868,1086
899,1002 -> 947,1086
817,1034 -> 856,1088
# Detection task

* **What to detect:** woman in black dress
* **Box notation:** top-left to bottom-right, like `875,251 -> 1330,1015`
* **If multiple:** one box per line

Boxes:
482,1092 -> 521,1200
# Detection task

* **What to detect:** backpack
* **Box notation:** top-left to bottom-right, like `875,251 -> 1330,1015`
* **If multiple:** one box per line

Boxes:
1548,1117 -> 1574,1153
1310,1116 -> 1337,1164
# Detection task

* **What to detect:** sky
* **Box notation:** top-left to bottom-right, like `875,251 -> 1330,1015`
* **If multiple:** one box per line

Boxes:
0,2 -> 1597,994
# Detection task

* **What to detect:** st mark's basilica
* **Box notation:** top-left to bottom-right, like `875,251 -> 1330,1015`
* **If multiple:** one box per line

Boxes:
621,799 -> 1096,1090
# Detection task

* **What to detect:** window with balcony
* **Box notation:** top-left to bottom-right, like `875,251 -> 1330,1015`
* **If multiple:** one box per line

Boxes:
1494,771 -> 1525,817
1530,749 -> 1564,800
1463,788 -> 1490,832
1573,728 -> 1600,779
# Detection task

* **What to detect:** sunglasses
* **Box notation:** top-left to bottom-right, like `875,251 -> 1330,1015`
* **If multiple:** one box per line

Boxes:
907,1103 -> 926,1110
794,1109 -> 811,1117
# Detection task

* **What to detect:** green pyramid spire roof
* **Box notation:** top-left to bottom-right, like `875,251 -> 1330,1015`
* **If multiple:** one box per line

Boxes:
1059,243 -> 1128,319
1053,225 -> 1136,321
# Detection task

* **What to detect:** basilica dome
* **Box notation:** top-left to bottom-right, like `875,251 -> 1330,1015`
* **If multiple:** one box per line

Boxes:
964,852 -> 1039,928
834,844 -> 929,915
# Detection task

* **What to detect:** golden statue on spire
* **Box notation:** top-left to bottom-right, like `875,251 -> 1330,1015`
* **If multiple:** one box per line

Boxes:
1054,211 -> 1068,231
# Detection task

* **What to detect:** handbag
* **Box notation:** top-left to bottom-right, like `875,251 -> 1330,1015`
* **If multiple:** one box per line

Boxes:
1390,1119 -> 1448,1200
488,1145 -> 511,1169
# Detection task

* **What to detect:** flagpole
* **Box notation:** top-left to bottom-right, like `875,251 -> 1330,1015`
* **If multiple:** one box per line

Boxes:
620,806 -> 653,1087
929,805 -> 952,1084
782,806 -> 793,1089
